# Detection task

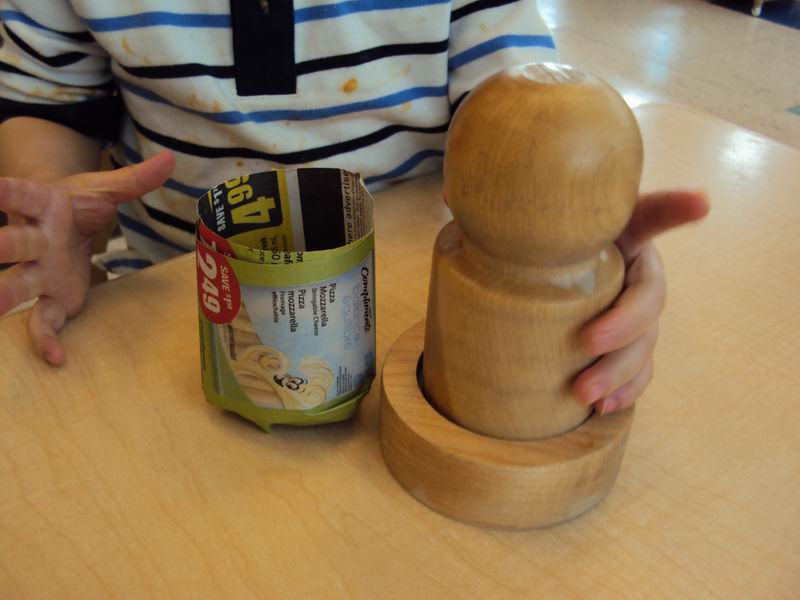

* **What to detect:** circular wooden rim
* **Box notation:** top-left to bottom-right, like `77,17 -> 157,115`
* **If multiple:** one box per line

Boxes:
385,321 -> 632,464
379,321 -> 635,529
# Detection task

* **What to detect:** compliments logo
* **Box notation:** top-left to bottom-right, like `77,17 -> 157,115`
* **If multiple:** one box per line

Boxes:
360,267 -> 372,333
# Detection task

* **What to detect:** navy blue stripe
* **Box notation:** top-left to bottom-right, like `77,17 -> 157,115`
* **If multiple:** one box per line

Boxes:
162,178 -> 207,199
119,62 -> 234,80
78,2 -> 450,32
451,91 -> 469,116
104,258 -> 154,270
3,24 -> 88,68
0,10 -> 94,42
364,148 -> 443,185
118,78 -> 449,124
81,12 -> 230,32
133,117 -> 448,163
117,40 -> 449,81
0,60 -> 115,90
450,0 -> 520,22
448,34 -> 555,71
297,40 -> 448,76
0,10 -> 47,29
295,0 -> 450,23
117,212 -> 189,253
138,201 -> 195,234
120,145 -> 207,198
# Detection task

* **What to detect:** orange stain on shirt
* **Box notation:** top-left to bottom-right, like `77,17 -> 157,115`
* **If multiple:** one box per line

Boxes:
342,78 -> 359,93
53,87 -> 75,100
121,37 -> 134,54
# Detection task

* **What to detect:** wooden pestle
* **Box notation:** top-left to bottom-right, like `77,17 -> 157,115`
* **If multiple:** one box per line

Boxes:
421,63 -> 643,441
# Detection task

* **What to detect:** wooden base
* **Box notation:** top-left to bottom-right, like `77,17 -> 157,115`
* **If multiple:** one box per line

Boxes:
379,321 -> 635,530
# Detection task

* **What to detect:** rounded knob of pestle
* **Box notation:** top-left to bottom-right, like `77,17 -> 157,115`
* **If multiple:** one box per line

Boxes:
444,63 -> 643,267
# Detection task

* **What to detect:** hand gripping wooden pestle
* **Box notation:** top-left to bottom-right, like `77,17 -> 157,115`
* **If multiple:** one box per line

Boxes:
379,64 -> 643,529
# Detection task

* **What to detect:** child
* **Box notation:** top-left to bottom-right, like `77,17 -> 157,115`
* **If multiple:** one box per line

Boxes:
0,1 -> 708,415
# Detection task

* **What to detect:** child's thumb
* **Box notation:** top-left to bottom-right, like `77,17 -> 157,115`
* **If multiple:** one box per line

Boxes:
64,150 -> 176,204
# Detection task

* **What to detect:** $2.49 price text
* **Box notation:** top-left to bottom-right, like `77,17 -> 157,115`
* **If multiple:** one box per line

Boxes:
196,242 -> 241,324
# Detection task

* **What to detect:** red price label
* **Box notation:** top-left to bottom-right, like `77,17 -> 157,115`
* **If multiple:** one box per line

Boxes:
197,220 -> 236,258
196,242 -> 241,324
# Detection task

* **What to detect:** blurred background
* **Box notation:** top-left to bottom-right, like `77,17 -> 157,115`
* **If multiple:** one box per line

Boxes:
540,0 -> 800,149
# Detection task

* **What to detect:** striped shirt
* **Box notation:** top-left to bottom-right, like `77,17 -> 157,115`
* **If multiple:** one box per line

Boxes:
0,0 -> 557,271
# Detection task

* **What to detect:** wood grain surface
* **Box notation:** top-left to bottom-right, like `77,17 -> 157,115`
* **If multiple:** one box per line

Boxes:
381,321 -> 634,530
424,65 -> 642,440
1,104 -> 798,598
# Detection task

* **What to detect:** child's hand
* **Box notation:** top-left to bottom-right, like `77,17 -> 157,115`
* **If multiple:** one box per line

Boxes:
572,190 -> 710,414
0,151 -> 174,366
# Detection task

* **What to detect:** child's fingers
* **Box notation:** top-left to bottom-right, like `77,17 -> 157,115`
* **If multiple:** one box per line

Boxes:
66,150 -> 175,204
573,326 -> 657,406
581,245 -> 665,356
0,178 -> 50,219
616,190 -> 709,261
0,224 -> 47,264
0,263 -> 44,316
27,297 -> 68,366
596,360 -> 654,415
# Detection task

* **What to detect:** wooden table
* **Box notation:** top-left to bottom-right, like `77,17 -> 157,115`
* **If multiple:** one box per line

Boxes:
1,105 -> 798,599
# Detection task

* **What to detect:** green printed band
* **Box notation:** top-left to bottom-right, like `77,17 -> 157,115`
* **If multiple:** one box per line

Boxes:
218,231 -> 374,288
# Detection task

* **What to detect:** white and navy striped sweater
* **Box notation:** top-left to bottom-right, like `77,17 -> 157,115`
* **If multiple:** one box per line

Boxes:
0,1 -> 557,271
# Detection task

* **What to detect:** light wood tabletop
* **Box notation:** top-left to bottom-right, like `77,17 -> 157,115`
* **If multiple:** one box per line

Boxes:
1,104 -> 798,599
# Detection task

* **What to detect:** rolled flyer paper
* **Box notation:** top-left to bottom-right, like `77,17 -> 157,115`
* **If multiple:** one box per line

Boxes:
196,168 -> 376,431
